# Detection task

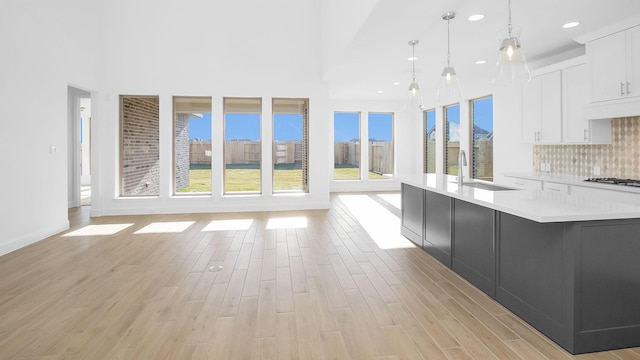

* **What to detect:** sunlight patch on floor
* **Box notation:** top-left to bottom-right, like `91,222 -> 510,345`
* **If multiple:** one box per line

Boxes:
266,217 -> 308,229
134,221 -> 195,234
338,194 -> 414,249
376,193 -> 401,210
63,223 -> 133,237
202,219 -> 254,231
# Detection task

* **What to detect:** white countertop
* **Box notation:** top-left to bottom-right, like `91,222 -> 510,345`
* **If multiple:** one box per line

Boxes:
501,172 -> 640,194
395,173 -> 640,223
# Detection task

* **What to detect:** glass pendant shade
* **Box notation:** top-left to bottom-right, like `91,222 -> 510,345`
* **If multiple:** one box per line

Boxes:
408,81 -> 420,96
436,12 -> 463,104
403,40 -> 424,110
437,64 -> 463,104
494,26 -> 531,82
493,0 -> 531,83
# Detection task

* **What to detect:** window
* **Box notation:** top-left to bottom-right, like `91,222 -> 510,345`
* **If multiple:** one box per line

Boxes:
368,113 -> 393,179
224,98 -> 262,194
471,96 -> 494,181
173,97 -> 212,194
424,109 -> 436,173
273,98 -> 309,192
444,103 -> 460,175
333,112 -> 360,180
120,95 -> 159,196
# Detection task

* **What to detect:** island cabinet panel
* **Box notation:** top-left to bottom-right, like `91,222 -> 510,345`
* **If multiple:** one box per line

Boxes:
397,175 -> 640,354
400,183 -> 424,247
496,213 -> 570,348
424,190 -> 452,267
496,215 -> 640,354
573,220 -> 640,353
452,199 -> 495,297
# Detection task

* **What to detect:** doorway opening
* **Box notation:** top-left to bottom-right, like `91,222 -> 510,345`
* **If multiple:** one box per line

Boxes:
68,86 -> 92,208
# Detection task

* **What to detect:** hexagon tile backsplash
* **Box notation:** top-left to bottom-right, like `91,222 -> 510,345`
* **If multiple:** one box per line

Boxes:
533,117 -> 640,179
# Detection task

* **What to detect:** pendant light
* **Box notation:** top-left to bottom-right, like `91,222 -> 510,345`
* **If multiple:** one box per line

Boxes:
494,0 -> 531,83
436,12 -> 463,104
404,40 -> 424,110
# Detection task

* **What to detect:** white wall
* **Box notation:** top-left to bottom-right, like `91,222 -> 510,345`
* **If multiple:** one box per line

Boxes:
0,0 -> 101,256
92,0 -> 331,216
493,82 -> 534,183
320,0 -> 381,80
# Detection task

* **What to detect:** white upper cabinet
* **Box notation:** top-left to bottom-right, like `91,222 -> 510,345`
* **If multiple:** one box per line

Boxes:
628,26 -> 640,98
587,26 -> 640,102
562,64 -> 611,144
563,64 -> 589,143
521,70 -> 562,143
521,59 -> 611,145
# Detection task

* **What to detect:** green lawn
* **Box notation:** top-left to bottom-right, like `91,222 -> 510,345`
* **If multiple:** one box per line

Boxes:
177,169 -> 212,192
334,168 -> 386,180
178,168 -> 388,193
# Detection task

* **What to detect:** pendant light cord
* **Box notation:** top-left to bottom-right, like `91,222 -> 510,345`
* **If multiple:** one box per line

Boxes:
447,16 -> 451,67
507,0 -> 513,37
412,42 -> 416,82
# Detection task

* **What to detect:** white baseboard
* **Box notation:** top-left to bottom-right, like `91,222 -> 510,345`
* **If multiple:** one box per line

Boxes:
0,221 -> 70,257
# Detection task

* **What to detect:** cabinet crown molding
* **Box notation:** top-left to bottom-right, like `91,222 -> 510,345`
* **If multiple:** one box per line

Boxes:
574,15 -> 640,44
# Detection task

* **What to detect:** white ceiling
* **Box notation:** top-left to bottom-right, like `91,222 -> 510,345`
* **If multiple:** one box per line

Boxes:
325,0 -> 640,101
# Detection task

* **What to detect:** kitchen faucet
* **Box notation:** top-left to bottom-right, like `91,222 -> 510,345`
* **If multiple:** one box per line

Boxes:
458,149 -> 467,187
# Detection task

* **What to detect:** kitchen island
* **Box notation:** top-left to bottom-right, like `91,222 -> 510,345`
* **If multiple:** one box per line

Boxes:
396,173 -> 640,354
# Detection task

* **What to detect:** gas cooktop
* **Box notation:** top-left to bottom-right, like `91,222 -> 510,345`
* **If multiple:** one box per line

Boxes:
583,177 -> 640,187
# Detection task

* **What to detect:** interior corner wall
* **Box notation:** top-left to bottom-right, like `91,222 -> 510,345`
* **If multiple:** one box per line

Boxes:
493,83 -> 534,181
0,0 -> 102,256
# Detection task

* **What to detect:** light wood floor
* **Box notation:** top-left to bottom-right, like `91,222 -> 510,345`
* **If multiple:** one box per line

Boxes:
1,193 -> 639,359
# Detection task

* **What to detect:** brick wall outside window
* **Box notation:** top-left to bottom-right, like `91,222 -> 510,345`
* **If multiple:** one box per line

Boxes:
121,96 -> 160,196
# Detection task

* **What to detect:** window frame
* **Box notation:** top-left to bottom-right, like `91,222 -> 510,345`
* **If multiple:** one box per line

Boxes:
423,108 -> 436,174
172,96 -> 213,196
120,94 -> 160,197
469,95 -> 494,182
333,111 -> 362,181
367,112 -> 394,179
223,97 -> 263,195
443,103 -> 461,176
272,97 -> 309,193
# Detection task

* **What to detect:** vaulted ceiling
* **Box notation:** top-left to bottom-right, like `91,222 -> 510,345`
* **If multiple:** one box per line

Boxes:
323,0 -> 640,101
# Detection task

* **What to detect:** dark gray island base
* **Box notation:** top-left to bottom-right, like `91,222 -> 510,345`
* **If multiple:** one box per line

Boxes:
400,183 -> 640,354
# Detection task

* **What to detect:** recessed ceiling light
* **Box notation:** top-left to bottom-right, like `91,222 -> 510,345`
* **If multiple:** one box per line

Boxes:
392,82 -> 401,86
408,56 -> 418,61
475,60 -> 487,65
562,21 -> 580,29
377,90 -> 384,94
468,14 -> 485,21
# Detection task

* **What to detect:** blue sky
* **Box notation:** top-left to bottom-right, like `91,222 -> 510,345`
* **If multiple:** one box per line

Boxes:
188,101 -> 491,142
188,113 -> 305,141
425,97 -> 493,134
472,97 -> 493,132
334,112 -> 393,142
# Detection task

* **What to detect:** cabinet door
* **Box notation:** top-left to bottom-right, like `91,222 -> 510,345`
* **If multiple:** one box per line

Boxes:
588,31 -> 627,102
400,183 -> 424,247
499,177 -> 543,190
424,191 -> 452,267
521,76 -> 540,143
627,26 -> 640,99
563,64 -> 588,143
453,199 -> 495,297
539,71 -> 562,143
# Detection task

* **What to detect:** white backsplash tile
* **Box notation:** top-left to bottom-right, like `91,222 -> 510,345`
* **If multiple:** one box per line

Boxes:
533,117 -> 640,179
